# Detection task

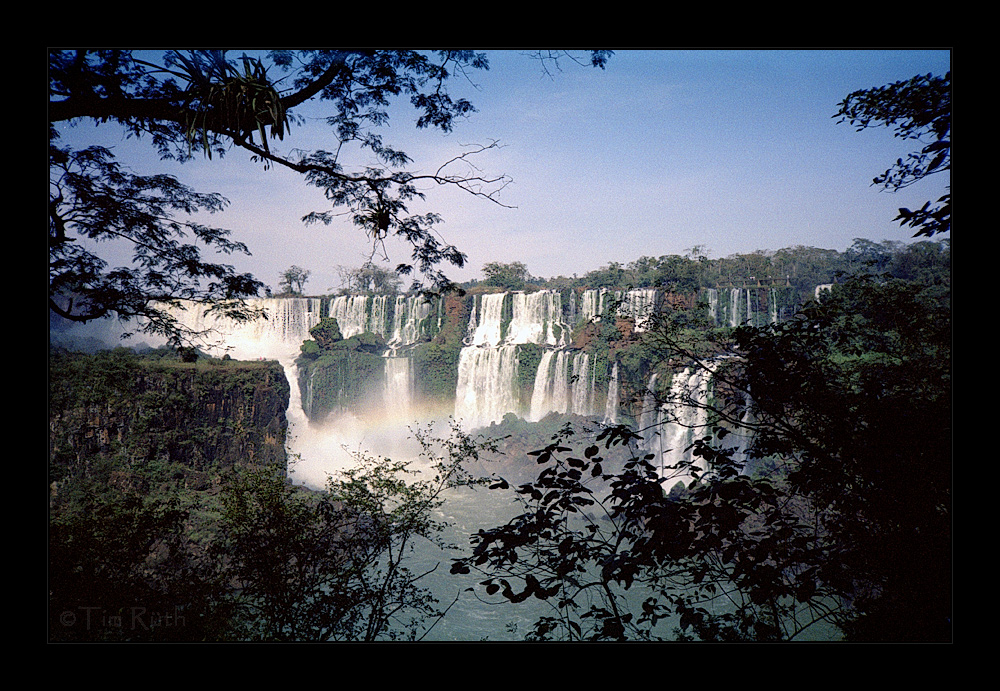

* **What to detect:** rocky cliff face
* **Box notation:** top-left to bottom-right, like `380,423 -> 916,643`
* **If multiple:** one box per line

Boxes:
49,349 -> 290,485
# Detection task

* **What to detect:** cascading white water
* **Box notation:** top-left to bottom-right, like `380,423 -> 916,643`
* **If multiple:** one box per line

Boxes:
655,367 -> 712,492
578,288 -> 602,325
729,288 -> 742,327
578,288 -> 659,331
640,362 -> 756,492
639,367 -> 714,492
639,373 -> 661,457
528,350 -> 596,421
382,354 -> 414,423
708,287 -> 791,328
465,293 -> 506,347
705,288 -> 719,326
454,345 -> 520,431
604,361 -> 619,424
456,290 -> 598,429
506,291 -> 566,347
620,288 -> 658,331
390,295 -> 434,345
160,296 -> 439,488
166,297 -> 322,362
326,293 -> 438,345
327,295 -> 375,339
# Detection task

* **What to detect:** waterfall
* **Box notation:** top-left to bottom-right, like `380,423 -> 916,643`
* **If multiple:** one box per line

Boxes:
578,288 -> 659,331
620,288 -> 658,331
327,295 -> 374,339
705,288 -> 719,326
706,287 -> 794,328
454,345 -> 520,431
527,350 -> 597,421
506,291 -> 566,346
152,293 -> 762,489
371,295 -> 391,338
729,288 -> 742,327
383,354 -> 414,422
165,297 -> 320,361
465,293 -> 506,347
325,293 -> 439,345
389,295 -> 434,345
638,367 -> 715,492
578,288 -> 602,325
657,367 -> 712,491
457,290 -> 583,429
639,373 -> 661,456
604,361 -> 619,424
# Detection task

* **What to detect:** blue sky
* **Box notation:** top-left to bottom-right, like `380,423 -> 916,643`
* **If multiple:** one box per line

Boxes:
55,49 -> 952,294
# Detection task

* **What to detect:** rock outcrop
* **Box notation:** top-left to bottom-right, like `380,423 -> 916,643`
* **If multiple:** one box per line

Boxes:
49,349 -> 290,482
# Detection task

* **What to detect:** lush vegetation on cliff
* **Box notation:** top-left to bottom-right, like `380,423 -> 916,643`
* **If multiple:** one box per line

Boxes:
49,346 -> 503,641
451,266 -> 951,641
49,347 -> 289,482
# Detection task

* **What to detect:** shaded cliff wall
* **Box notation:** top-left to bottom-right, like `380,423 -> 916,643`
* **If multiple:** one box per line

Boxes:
49,349 -> 290,484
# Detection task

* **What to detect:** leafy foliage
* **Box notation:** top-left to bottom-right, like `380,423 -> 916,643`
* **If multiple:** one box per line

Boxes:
49,49 -> 610,320
49,471 -> 235,641
335,261 -> 403,294
452,269 -> 951,642
278,265 -> 310,295
308,317 -> 344,349
451,422 -> 839,641
48,142 -> 266,347
217,422 -> 497,641
482,261 -> 531,291
835,71 -> 951,237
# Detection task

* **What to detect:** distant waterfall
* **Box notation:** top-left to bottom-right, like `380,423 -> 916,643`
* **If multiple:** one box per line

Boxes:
657,367 -> 712,491
621,289 -> 659,331
454,345 -> 520,431
528,350 -> 596,421
702,287 -> 793,328
604,361 -> 619,424
640,367 -> 713,492
455,290 -> 611,429
507,291 -> 567,346
166,297 -> 321,362
326,293 -> 439,345
639,362 -> 757,492
578,289 -> 601,325
327,295 -> 377,339
383,354 -> 414,422
639,373 -> 661,458
578,288 -> 659,331
706,289 -> 719,325
389,294 -> 437,346
465,292 -> 507,347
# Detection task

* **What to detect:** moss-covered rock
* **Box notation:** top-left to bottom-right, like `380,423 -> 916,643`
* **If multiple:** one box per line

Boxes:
48,348 -> 290,482
309,317 -> 343,349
